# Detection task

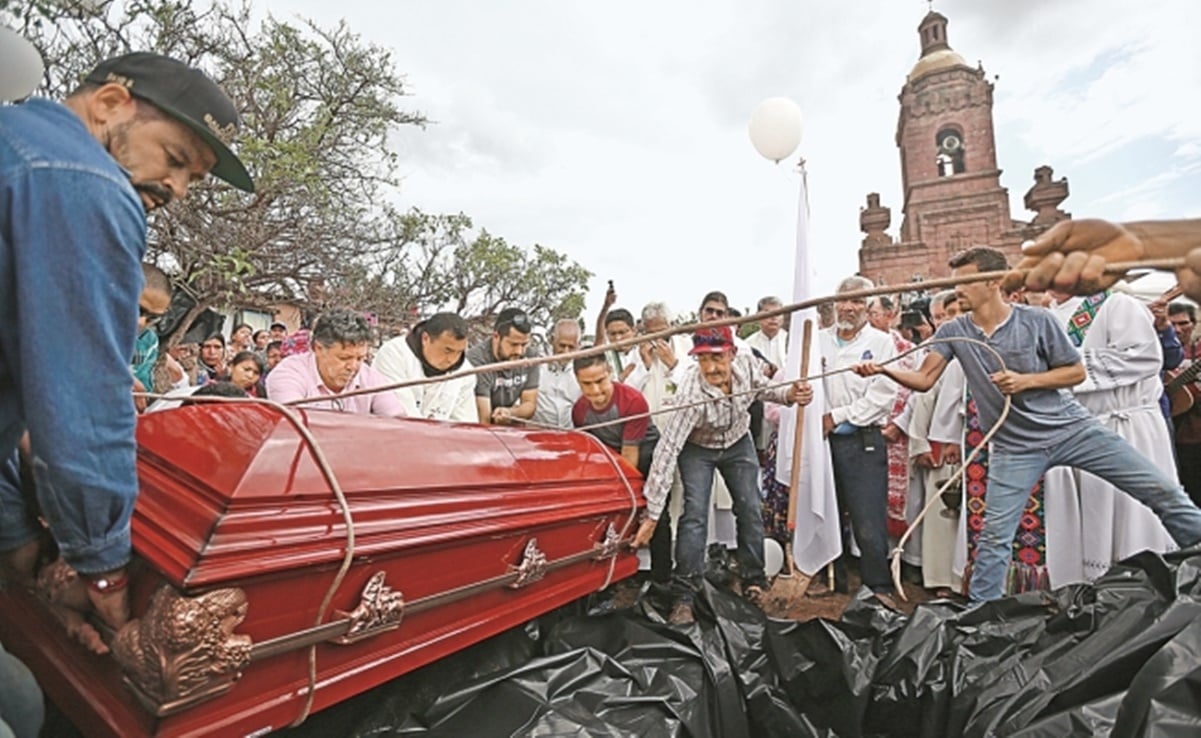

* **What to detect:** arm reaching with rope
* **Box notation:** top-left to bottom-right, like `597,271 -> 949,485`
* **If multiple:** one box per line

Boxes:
853,351 -> 947,393
1008,218 -> 1201,301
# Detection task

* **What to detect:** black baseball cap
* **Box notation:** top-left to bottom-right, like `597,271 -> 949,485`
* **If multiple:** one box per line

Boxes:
85,52 -> 254,192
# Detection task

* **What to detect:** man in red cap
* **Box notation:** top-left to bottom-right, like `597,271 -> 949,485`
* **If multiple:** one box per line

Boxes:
0,52 -> 253,654
631,325 -> 813,625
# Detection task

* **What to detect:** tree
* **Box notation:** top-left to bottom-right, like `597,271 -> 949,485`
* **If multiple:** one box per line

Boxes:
3,0 -> 592,335
4,0 -> 426,336
324,209 -> 592,331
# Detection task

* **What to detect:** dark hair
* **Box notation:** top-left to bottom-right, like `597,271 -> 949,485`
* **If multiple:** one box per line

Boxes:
185,381 -> 249,402
948,246 -> 1008,273
421,312 -> 469,340
232,323 -> 253,335
266,340 -> 283,353
572,354 -> 610,374
699,291 -> 729,310
202,332 -> 225,347
604,309 -> 635,328
252,329 -> 268,342
1169,303 -> 1196,321
312,308 -> 372,347
727,307 -> 742,318
230,350 -> 265,374
270,321 -> 288,331
494,307 -> 532,337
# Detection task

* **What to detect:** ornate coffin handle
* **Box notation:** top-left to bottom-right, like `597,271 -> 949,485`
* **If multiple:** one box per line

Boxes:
112,572 -> 409,716
593,523 -> 621,560
332,571 -> 405,644
112,585 -> 253,718
111,527 -> 622,718
508,539 -> 548,588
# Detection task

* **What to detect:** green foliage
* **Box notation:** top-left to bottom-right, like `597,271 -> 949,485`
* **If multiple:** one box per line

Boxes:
326,209 -> 592,329
2,0 -> 592,333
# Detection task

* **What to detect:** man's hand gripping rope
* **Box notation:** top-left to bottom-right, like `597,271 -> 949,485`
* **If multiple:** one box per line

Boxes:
852,337 -> 1013,601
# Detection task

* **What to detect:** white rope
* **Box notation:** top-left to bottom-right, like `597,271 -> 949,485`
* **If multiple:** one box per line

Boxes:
517,335 -> 1015,604
279,257 -> 1185,409
132,393 -> 354,728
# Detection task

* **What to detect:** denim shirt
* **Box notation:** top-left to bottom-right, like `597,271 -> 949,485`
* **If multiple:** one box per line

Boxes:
0,98 -> 146,573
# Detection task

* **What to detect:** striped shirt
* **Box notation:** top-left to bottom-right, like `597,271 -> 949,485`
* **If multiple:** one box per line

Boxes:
642,352 -> 791,520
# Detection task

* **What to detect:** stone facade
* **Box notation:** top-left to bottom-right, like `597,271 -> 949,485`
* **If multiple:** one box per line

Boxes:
859,11 -> 1071,289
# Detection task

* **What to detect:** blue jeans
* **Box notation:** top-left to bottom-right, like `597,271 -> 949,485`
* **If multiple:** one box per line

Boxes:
0,642 -> 42,738
0,450 -> 36,556
971,422 -> 1201,602
673,434 -> 764,603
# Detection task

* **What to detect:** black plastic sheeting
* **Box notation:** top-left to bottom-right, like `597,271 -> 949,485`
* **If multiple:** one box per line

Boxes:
279,548 -> 1201,737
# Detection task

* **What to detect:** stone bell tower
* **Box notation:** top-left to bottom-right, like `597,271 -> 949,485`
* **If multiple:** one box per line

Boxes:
859,10 -> 1071,287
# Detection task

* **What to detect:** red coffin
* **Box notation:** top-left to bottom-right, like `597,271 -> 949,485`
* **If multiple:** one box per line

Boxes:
0,404 -> 642,737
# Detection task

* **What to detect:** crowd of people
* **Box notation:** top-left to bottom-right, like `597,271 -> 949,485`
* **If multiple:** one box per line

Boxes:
125,248 -> 1201,627
3,47 -> 1201,738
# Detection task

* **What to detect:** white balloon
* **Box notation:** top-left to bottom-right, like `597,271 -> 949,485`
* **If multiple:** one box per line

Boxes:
748,97 -> 804,163
0,26 -> 44,103
763,538 -> 784,578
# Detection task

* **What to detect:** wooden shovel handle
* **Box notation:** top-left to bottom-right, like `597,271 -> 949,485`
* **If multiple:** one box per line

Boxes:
785,319 -> 813,531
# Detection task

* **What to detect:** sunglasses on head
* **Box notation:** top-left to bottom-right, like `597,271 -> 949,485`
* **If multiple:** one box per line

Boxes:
139,305 -> 166,326
498,311 -> 532,334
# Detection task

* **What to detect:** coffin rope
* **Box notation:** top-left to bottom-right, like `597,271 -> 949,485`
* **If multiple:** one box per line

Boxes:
273,257 -> 1183,408
134,394 -> 360,727
120,257 -> 1173,702
515,336 -> 1013,601
125,391 -> 641,725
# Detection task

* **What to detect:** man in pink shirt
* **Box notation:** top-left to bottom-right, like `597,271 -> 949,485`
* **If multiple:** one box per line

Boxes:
267,308 -> 406,417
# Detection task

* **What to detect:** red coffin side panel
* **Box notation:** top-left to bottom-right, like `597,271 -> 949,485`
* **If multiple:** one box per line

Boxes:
133,405 -> 640,589
2,405 -> 644,737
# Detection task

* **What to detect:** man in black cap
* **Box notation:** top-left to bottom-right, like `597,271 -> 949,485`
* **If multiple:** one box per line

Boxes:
0,52 -> 253,654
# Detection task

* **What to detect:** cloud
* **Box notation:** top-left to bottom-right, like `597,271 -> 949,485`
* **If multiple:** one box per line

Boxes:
262,0 -> 1201,316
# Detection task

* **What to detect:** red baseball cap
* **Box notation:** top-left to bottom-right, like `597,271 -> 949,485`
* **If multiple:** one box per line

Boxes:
690,325 -> 736,355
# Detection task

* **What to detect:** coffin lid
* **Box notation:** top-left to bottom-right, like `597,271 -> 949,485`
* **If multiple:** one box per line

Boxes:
134,404 -> 637,590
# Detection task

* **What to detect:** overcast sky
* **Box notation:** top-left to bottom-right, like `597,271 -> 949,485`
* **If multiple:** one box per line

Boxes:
263,0 -> 1201,320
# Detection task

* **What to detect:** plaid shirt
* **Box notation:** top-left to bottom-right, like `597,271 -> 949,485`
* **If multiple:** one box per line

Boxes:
642,352 -> 791,520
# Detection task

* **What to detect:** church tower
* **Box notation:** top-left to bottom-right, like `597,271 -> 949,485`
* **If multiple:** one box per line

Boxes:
858,10 -> 1070,287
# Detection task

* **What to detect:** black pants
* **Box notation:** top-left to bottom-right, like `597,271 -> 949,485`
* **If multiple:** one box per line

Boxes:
637,440 -> 673,583
828,428 -> 891,592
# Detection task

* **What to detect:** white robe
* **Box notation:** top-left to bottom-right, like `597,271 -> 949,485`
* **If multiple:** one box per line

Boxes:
1044,293 -> 1177,587
909,360 -> 965,589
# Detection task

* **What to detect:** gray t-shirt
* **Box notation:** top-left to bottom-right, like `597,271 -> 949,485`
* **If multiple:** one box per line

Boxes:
466,339 -> 540,410
929,304 -> 1094,451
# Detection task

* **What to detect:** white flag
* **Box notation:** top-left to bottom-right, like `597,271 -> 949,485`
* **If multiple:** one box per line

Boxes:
775,169 -> 842,574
